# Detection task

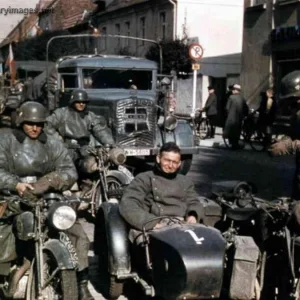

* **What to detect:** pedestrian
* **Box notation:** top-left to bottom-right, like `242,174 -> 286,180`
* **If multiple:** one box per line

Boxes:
204,85 -> 218,138
258,89 -> 277,145
269,71 -> 300,200
223,84 -> 249,149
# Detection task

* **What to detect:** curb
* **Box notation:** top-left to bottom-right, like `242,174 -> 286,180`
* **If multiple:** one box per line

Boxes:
198,138 -> 253,151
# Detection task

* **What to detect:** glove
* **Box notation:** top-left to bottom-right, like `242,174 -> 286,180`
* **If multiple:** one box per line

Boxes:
23,189 -> 39,202
31,177 -> 51,196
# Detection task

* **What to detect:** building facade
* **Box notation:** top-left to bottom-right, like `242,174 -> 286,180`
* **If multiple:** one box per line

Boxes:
241,0 -> 300,107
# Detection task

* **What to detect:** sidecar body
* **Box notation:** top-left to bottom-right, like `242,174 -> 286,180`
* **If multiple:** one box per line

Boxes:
94,202 -> 226,300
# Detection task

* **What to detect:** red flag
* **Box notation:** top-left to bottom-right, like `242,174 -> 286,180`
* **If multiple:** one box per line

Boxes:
5,44 -> 16,85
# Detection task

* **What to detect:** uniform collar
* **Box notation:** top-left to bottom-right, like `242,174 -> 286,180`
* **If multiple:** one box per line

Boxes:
153,163 -> 178,179
12,129 -> 47,144
69,106 -> 89,118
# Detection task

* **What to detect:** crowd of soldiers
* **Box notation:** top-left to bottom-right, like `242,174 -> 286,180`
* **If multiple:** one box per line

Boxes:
1,69 -> 300,299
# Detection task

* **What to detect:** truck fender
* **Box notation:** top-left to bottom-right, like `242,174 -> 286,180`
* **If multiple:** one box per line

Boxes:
156,119 -> 194,147
43,239 -> 77,270
94,202 -> 131,276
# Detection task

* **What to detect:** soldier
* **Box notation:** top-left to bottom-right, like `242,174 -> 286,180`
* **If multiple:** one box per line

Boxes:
45,89 -> 114,176
0,101 -> 94,300
269,71 -> 300,200
119,142 -> 202,237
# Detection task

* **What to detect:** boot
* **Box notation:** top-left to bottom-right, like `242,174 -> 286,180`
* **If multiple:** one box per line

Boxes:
79,280 -> 95,300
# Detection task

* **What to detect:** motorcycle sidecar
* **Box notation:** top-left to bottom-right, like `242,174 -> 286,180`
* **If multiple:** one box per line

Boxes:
94,202 -> 226,300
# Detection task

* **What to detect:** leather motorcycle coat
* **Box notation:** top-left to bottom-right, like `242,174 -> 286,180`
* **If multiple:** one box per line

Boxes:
45,106 -> 115,148
0,129 -> 77,193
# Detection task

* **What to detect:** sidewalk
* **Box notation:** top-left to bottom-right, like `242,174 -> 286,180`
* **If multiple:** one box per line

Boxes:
197,127 -> 253,150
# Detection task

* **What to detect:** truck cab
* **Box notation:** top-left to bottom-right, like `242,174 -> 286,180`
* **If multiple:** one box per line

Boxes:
53,54 -> 199,173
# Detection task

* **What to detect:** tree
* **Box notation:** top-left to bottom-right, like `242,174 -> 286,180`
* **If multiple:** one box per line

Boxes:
145,39 -> 192,76
14,30 -> 96,61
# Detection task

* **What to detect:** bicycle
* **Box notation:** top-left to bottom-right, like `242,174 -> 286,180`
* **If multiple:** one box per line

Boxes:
195,109 -> 210,139
223,109 -> 268,151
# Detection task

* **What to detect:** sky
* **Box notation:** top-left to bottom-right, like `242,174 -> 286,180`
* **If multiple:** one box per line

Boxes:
0,0 -> 40,43
177,0 -> 244,57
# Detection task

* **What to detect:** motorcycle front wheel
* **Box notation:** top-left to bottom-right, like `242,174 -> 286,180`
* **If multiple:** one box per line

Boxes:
26,251 -> 78,300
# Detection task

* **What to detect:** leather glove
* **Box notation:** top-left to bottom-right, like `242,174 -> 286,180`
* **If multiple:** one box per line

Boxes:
22,189 -> 39,202
268,141 -> 288,156
31,177 -> 51,196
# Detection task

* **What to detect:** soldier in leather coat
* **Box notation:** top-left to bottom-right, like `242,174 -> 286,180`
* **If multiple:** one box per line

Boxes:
45,89 -> 115,175
119,142 -> 202,236
0,102 -> 94,300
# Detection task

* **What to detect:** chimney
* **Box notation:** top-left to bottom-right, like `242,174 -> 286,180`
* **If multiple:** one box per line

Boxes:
92,0 -> 106,12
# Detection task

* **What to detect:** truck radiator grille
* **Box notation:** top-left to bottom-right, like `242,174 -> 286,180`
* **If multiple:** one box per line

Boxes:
115,99 -> 156,147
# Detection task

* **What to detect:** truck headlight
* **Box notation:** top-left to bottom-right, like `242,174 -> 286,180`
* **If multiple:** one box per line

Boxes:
48,204 -> 76,230
164,115 -> 178,131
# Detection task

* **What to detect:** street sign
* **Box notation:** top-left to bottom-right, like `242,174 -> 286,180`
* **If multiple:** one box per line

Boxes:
192,63 -> 201,70
189,43 -> 204,61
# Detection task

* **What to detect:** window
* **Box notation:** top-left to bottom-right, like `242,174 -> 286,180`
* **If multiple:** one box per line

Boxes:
160,12 -> 167,40
125,21 -> 130,47
115,23 -> 121,46
250,0 -> 265,5
140,17 -> 146,45
102,26 -> 107,48
82,68 -> 152,90
61,75 -> 78,89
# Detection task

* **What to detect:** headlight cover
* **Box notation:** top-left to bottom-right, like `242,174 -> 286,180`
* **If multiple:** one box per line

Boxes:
164,115 -> 178,131
50,205 -> 76,230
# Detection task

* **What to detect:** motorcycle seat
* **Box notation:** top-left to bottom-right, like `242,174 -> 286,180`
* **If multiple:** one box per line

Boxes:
226,207 -> 259,221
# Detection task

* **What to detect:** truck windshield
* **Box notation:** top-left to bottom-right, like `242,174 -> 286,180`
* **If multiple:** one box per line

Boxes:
82,68 -> 152,90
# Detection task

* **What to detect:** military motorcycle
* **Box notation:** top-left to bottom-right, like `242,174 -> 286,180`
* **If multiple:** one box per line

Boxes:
79,145 -> 133,217
94,202 -> 226,300
211,180 -> 300,300
0,193 -> 79,300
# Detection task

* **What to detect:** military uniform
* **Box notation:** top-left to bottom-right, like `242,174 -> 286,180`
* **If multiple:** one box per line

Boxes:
45,106 -> 114,149
119,165 -> 202,231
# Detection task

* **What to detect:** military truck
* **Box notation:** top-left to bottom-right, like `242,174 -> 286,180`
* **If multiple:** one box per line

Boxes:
44,35 -> 199,174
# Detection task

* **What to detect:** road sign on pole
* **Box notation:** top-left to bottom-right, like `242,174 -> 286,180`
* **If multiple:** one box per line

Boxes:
189,43 -> 204,61
189,44 -> 204,117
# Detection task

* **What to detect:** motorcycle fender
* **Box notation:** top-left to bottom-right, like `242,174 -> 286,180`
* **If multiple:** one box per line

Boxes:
156,120 -> 194,147
107,169 -> 132,185
149,224 -> 226,299
43,239 -> 77,270
94,202 -> 131,276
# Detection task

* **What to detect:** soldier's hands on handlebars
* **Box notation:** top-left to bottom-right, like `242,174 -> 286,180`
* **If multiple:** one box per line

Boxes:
31,177 -> 51,196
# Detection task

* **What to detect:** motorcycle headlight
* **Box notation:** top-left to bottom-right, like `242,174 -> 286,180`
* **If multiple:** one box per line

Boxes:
109,147 -> 127,165
48,204 -> 76,231
164,115 -> 178,131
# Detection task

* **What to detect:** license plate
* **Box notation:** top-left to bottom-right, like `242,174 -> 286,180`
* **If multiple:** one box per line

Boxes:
124,149 -> 151,156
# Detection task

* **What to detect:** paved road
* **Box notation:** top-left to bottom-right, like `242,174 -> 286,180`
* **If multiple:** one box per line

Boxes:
85,147 -> 295,299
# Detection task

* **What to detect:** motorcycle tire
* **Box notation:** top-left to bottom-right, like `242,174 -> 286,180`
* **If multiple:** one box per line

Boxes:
27,251 -> 78,300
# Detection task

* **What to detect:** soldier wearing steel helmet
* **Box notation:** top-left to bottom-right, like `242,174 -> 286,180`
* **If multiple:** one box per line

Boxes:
45,89 -> 115,175
270,71 -> 300,200
0,101 -> 94,300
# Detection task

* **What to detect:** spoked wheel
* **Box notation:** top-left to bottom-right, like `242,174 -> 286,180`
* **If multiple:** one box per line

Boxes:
27,251 -> 78,300
93,176 -> 123,209
96,210 -> 124,299
198,118 -> 210,139
249,130 -> 266,152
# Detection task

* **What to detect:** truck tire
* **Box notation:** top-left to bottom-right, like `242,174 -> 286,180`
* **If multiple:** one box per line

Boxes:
179,155 -> 193,175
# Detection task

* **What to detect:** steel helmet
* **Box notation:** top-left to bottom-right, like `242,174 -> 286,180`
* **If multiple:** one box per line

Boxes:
280,71 -> 300,99
16,101 -> 47,126
69,89 -> 89,104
